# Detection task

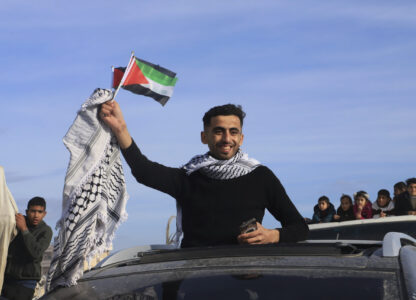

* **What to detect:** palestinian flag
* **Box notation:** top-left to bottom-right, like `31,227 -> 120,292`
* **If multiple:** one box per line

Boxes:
112,57 -> 178,106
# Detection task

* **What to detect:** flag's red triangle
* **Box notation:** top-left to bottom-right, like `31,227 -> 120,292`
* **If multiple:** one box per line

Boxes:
123,60 -> 149,86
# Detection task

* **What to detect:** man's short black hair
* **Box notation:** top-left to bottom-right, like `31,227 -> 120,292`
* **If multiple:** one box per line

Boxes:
27,196 -> 46,210
406,178 -> 416,186
394,181 -> 407,191
377,189 -> 391,198
318,195 -> 330,204
203,104 -> 246,128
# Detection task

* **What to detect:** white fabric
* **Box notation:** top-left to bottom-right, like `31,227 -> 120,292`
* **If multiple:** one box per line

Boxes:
172,150 -> 261,246
0,166 -> 18,291
372,200 -> 395,218
46,89 -> 129,291
182,149 -> 261,180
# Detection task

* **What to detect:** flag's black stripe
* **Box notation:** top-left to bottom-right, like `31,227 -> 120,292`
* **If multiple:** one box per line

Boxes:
123,84 -> 170,106
115,67 -> 126,72
136,58 -> 177,78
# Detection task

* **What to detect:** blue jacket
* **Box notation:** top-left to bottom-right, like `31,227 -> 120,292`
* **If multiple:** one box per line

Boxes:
312,203 -> 336,223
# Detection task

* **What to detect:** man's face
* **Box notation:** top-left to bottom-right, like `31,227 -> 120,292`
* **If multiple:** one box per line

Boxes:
318,200 -> 328,211
408,183 -> 416,197
377,195 -> 389,207
26,205 -> 47,227
201,115 -> 244,160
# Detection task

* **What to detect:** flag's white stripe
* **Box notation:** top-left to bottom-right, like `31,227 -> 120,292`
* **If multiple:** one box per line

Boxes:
140,76 -> 175,97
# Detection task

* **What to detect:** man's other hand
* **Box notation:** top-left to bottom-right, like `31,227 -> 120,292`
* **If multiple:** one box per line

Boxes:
237,222 -> 280,244
15,213 -> 28,232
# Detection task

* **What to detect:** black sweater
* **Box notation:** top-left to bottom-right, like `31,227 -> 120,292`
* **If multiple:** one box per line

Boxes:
122,140 -> 308,247
395,192 -> 416,215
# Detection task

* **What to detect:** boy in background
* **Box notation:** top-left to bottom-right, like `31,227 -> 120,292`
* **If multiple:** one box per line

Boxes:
1,197 -> 52,300
312,196 -> 336,224
333,194 -> 355,222
372,189 -> 394,218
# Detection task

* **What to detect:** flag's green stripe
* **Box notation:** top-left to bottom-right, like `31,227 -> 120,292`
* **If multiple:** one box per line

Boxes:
135,59 -> 178,87
137,58 -> 176,78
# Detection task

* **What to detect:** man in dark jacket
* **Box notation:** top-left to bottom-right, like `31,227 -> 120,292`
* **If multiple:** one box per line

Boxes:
1,197 -> 52,300
395,178 -> 416,216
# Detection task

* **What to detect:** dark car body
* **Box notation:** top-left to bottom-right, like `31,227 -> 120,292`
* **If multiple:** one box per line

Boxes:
41,226 -> 416,300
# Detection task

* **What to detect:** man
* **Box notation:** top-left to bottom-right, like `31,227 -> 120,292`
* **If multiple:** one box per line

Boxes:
395,178 -> 416,216
1,197 -> 52,300
393,181 -> 407,204
100,101 -> 308,247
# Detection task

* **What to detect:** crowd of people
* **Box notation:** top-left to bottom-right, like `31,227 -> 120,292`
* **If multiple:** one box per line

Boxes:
307,178 -> 416,224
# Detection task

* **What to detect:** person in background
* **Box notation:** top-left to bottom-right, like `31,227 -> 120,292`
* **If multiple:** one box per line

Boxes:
311,196 -> 335,224
394,178 -> 416,216
393,181 -> 407,204
372,189 -> 395,218
353,191 -> 373,219
333,194 -> 355,222
1,197 -> 52,300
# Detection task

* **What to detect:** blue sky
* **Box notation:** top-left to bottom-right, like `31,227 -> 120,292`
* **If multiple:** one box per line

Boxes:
1,0 -> 415,250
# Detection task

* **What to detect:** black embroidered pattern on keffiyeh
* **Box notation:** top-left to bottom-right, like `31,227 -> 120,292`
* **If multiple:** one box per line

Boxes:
182,149 -> 261,180
46,89 -> 129,291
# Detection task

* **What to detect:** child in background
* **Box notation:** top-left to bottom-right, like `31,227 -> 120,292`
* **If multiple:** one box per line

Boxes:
353,191 -> 373,219
372,189 -> 395,218
312,196 -> 336,224
333,194 -> 355,222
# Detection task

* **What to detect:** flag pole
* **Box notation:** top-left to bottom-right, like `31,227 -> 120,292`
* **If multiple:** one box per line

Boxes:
112,51 -> 135,101
110,65 -> 115,94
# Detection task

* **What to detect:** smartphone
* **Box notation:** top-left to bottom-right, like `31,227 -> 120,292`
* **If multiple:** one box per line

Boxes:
240,218 -> 257,234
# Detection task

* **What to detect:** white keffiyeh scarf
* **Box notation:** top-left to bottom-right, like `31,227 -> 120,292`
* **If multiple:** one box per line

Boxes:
46,89 -> 129,291
182,149 -> 261,180
0,166 -> 18,291
171,150 -> 261,245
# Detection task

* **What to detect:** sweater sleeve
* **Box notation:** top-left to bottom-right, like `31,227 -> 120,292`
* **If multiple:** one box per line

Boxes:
322,205 -> 336,223
121,139 -> 185,199
263,168 -> 309,242
21,225 -> 52,260
322,212 -> 335,223
311,213 -> 320,224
